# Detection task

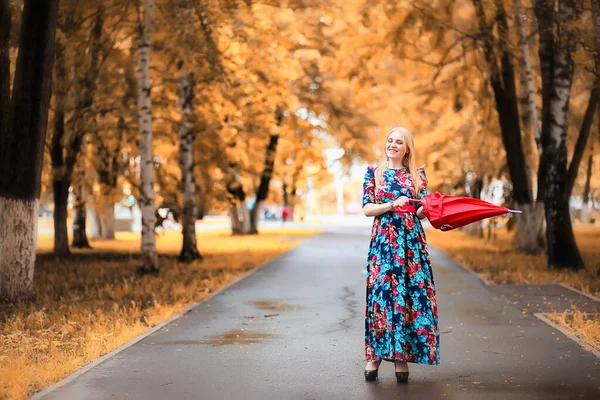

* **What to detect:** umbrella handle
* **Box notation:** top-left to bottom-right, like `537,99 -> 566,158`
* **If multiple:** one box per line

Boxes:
408,199 -> 423,204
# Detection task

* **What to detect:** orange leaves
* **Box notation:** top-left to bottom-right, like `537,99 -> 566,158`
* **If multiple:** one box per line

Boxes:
0,228 -> 320,400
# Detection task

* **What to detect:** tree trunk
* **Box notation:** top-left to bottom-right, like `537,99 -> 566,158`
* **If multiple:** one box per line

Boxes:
72,184 -> 92,248
0,0 -> 59,302
543,0 -> 584,270
534,0 -> 556,202
249,133 -> 279,233
229,203 -> 242,235
51,36 -> 70,256
473,0 -> 531,205
249,201 -> 261,233
463,174 -> 483,237
289,184 -> 298,221
0,0 -> 10,143
241,201 -> 252,233
178,71 -> 201,262
64,6 -> 104,209
227,180 -> 249,235
51,7 -> 103,254
515,202 -> 545,253
580,153 -> 593,223
0,198 -> 38,301
137,0 -> 159,274
475,0 -> 545,252
567,86 -> 599,197
514,0 -> 540,198
282,182 -> 289,207
52,177 -> 70,255
92,46 -> 135,237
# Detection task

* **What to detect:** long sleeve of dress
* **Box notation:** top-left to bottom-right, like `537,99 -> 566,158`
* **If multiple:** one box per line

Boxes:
363,166 -> 376,206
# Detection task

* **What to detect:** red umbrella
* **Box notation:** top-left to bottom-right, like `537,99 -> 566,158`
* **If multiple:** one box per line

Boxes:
409,192 -> 522,231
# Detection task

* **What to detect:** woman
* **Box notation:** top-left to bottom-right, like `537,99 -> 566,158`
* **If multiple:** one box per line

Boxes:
362,126 -> 440,383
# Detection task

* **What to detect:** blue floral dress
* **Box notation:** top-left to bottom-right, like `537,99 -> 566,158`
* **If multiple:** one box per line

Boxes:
363,166 -> 440,365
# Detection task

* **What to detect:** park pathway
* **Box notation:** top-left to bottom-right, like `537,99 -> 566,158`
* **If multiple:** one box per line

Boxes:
34,223 -> 600,400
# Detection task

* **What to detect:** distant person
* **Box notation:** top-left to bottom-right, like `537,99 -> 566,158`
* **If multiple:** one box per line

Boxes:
281,207 -> 290,223
361,126 -> 439,383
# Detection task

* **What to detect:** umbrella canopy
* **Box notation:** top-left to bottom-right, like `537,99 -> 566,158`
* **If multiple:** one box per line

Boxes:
410,192 -> 521,231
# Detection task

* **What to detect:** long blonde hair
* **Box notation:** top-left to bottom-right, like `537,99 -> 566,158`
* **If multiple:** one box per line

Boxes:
374,127 -> 422,198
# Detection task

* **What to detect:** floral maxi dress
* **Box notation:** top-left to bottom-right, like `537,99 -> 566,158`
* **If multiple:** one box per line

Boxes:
363,166 -> 440,365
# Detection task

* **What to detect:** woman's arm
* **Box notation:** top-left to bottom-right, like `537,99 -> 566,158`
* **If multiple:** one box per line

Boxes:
363,202 -> 395,217
363,196 -> 408,217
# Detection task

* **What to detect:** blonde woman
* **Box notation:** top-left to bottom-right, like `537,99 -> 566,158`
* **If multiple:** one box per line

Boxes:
362,127 -> 440,383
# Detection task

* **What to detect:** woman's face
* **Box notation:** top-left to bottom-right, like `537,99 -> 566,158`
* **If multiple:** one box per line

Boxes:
385,130 -> 408,161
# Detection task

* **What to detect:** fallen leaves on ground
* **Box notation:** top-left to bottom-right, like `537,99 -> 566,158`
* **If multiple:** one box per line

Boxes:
0,228 -> 320,400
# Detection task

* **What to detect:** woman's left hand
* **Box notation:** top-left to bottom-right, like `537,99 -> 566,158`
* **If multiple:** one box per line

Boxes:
392,196 -> 409,208
416,206 -> 426,220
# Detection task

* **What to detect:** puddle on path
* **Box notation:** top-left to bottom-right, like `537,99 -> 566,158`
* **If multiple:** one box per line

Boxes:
434,267 -> 452,277
461,306 -> 507,325
249,299 -> 301,311
154,329 -> 278,346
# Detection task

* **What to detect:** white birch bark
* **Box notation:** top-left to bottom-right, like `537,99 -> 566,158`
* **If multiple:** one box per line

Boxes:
178,71 -> 201,261
542,0 -> 584,270
514,0 -> 541,190
137,0 -> 158,272
513,0 -> 546,253
0,198 -> 37,301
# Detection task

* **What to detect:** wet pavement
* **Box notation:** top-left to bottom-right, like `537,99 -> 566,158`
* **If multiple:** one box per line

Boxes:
34,224 -> 600,400
489,283 -> 600,314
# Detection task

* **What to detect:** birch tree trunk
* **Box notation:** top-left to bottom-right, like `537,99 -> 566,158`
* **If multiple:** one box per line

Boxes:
513,0 -> 546,253
534,0 -> 556,202
474,0 -> 541,251
542,0 -> 584,270
0,0 -> 59,302
137,0 -> 159,274
462,175 -> 483,237
178,71 -> 201,262
514,0 -> 540,192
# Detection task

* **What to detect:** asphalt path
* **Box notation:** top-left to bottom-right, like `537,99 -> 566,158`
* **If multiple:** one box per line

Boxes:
34,223 -> 600,400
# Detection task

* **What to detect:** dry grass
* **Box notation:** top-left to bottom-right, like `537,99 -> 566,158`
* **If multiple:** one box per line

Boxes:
425,225 -> 600,352
425,227 -> 600,296
548,308 -> 600,352
0,227 -> 320,400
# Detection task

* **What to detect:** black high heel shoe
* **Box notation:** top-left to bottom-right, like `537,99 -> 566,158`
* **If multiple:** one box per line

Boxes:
395,371 -> 409,383
364,361 -> 381,381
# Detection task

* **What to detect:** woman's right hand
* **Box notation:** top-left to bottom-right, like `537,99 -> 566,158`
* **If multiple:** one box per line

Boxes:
392,196 -> 409,208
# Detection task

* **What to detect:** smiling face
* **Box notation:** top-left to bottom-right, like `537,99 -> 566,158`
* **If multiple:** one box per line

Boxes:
385,130 -> 409,162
